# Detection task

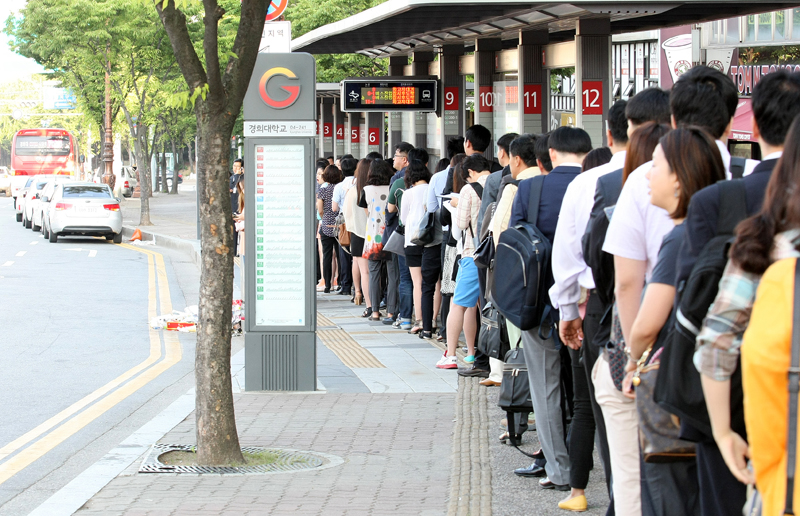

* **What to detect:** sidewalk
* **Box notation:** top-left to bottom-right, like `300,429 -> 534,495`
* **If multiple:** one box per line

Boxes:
61,188 -> 610,515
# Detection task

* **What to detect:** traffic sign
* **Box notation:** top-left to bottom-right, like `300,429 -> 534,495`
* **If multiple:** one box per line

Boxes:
265,0 -> 288,22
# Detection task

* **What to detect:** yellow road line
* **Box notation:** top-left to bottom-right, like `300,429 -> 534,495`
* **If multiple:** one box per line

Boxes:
0,243 -> 182,485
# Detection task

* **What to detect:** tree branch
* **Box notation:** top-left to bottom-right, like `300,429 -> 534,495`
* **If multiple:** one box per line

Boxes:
221,0 -> 268,115
202,0 -> 225,107
155,0 -> 207,91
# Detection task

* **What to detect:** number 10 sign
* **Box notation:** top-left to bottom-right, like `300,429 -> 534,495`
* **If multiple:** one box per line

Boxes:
582,81 -> 603,115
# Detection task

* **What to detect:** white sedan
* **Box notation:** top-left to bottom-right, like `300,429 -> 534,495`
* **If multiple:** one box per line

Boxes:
31,177 -> 73,232
43,182 -> 123,243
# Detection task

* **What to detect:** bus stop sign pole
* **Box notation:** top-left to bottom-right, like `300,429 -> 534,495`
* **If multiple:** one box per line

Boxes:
242,53 -> 317,391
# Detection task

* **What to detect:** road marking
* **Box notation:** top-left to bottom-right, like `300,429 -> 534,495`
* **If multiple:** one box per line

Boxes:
16,251 -> 26,257
29,241 -> 38,245
64,248 -> 83,252
88,250 -> 97,258
2,261 -> 13,267
0,244 -> 182,486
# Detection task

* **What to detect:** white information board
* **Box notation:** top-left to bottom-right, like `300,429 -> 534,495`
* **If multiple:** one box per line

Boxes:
253,144 -> 306,326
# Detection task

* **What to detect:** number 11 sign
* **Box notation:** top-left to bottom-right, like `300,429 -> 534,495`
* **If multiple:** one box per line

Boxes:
582,81 -> 603,115
523,84 -> 542,115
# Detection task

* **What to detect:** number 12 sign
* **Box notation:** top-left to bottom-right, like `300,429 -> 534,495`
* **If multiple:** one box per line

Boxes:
582,81 -> 603,115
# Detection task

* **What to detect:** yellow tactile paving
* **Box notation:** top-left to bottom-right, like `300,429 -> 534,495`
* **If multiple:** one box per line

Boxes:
317,329 -> 385,369
316,312 -> 336,327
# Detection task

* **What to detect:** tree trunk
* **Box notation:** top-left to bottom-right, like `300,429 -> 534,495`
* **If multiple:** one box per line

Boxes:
194,120 -> 242,465
170,139 -> 179,194
135,128 -> 153,225
161,143 -> 169,193
187,140 -> 195,177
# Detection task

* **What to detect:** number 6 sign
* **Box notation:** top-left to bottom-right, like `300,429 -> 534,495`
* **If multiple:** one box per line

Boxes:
582,81 -> 603,115
368,127 -> 379,146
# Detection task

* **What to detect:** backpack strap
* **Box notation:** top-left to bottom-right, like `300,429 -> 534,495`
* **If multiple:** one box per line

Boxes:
526,176 -> 545,226
785,259 -> 800,514
471,182 -> 484,200
716,179 -> 748,235
730,156 -> 746,179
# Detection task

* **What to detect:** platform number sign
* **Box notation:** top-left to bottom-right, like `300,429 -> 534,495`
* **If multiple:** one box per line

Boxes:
323,123 -> 332,137
350,127 -> 360,143
368,127 -> 379,147
444,87 -> 459,110
582,81 -> 603,115
336,124 -> 344,140
523,84 -> 542,115
478,86 -> 493,113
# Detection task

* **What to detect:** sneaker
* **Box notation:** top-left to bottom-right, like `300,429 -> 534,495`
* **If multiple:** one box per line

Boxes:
436,354 -> 458,369
398,318 -> 413,331
382,316 -> 397,325
463,355 -> 475,364
391,318 -> 403,329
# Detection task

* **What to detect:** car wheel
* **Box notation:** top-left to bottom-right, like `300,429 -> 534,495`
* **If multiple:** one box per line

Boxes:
42,223 -> 49,239
23,213 -> 31,229
49,230 -> 58,243
32,216 -> 41,232
112,233 -> 122,244
15,212 -> 21,222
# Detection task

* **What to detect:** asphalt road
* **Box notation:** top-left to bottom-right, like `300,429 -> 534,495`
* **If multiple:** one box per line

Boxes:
0,194 -> 199,515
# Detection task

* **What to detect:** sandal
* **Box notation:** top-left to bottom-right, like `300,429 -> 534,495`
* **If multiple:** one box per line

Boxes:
407,321 -> 423,334
419,331 -> 432,339
361,307 -> 371,318
368,313 -> 382,321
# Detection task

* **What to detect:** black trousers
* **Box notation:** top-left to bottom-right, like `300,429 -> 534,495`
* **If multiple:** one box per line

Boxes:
641,458 -> 700,516
440,294 -> 452,340
320,233 -> 339,290
421,244 -> 442,332
568,346 -> 596,489
696,440 -> 747,516
473,263 -> 490,371
337,244 -> 352,293
584,292 -> 615,515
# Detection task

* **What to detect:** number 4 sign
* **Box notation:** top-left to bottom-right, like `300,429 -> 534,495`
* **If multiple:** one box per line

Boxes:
582,81 -> 603,115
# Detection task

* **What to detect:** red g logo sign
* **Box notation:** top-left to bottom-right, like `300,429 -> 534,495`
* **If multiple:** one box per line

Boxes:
259,67 -> 300,109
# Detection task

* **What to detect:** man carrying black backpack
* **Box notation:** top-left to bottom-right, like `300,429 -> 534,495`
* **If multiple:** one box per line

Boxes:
506,126 -> 592,490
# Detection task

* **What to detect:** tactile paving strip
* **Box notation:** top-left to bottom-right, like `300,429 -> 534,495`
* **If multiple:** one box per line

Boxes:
317,329 -> 385,368
139,444 -> 326,474
316,312 -> 337,328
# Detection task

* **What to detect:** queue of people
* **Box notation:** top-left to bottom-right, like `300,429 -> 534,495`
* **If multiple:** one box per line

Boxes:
320,66 -> 800,516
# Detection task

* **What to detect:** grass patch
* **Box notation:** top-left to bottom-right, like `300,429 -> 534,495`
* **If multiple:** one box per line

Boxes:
158,449 -> 308,467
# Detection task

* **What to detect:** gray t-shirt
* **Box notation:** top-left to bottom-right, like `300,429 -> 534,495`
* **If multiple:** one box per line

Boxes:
650,224 -> 685,287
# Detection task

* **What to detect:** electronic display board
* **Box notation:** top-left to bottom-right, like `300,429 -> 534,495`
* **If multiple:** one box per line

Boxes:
341,79 -> 437,112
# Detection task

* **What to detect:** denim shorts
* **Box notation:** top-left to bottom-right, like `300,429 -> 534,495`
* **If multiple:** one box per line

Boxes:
452,256 -> 479,308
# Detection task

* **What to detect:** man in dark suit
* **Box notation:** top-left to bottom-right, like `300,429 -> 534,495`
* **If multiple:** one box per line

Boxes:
508,126 -> 592,490
687,70 -> 800,516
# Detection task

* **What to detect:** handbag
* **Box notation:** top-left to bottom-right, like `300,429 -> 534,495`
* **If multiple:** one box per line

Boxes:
478,301 -> 510,360
498,340 -> 538,458
384,224 -> 405,256
634,343 -> 696,463
742,259 -> 800,515
410,211 -> 436,246
335,211 -> 351,248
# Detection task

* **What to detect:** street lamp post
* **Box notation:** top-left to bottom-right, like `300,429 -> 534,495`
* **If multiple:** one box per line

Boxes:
102,52 -> 115,190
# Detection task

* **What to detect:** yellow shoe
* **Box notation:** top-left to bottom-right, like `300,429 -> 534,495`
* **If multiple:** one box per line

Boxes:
558,495 -> 587,512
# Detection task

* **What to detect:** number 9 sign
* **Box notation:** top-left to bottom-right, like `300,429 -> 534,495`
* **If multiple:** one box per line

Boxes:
582,81 -> 603,116
444,87 -> 458,111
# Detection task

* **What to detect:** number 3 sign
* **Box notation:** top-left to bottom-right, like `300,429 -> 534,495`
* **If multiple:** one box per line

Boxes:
582,81 -> 603,115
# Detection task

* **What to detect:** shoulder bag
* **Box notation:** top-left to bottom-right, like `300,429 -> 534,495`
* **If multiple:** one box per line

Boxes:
384,224 -> 405,256
477,301 -> 510,360
743,259 -> 800,515
497,340 -> 537,458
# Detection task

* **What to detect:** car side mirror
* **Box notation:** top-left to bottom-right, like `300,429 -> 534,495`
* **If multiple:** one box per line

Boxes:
42,196 -> 50,203
32,193 -> 39,199
115,197 -> 121,203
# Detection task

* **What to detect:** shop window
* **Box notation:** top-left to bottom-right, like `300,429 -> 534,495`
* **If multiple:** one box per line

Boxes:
758,13 -> 773,41
776,11 -> 785,40
745,15 -> 756,42
793,9 -> 800,39
726,18 -> 740,44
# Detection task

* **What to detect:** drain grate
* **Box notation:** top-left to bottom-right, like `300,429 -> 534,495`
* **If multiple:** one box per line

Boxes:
139,444 -> 327,474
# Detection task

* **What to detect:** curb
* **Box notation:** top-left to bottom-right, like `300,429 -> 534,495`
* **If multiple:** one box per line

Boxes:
121,226 -> 201,268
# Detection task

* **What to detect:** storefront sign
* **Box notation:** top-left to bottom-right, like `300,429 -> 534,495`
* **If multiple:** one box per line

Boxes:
730,63 -> 800,96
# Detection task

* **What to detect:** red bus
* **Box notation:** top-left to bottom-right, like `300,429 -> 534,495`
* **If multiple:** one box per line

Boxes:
10,128 -> 80,177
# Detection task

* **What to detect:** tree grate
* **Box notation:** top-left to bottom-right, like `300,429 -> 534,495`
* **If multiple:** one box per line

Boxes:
139,444 -> 327,474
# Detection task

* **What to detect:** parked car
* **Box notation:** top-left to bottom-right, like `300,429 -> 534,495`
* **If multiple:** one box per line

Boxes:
15,177 -> 34,221
43,182 -> 122,243
31,177 -> 73,232
119,166 -> 138,197
155,171 -> 183,190
0,167 -> 10,196
20,175 -> 59,227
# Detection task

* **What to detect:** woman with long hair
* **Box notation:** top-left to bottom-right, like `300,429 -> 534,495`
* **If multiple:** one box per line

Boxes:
695,116 -> 800,515
358,159 -> 393,320
347,159 -> 372,308
624,127 -> 726,515
317,165 -> 343,293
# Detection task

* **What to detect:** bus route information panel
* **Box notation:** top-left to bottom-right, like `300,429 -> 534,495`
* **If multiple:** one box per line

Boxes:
253,143 -> 306,326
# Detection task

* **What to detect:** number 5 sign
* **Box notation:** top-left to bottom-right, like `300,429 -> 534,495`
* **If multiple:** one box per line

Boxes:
582,81 -> 603,115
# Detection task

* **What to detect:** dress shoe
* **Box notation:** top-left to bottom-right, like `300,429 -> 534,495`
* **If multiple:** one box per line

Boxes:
558,494 -> 588,512
338,288 -> 351,296
531,448 -> 545,460
479,379 -> 501,387
457,367 -> 490,378
514,463 -> 546,477
539,477 -> 570,491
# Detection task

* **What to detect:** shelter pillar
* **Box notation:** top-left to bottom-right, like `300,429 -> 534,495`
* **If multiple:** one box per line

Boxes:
366,112 -> 384,157
348,111 -> 363,158
387,55 -> 407,155
320,98 -> 334,159
575,18 -> 611,148
518,30 -> 549,135
411,51 -> 434,153
334,100 -> 345,159
474,38 -> 502,159
440,44 -> 465,162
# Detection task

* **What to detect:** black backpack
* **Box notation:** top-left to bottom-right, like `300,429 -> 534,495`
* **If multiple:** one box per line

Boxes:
492,176 -> 554,332
582,169 -> 622,309
654,180 -> 748,440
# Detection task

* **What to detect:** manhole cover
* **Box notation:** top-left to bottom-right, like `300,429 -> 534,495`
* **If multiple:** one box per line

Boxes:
139,444 -> 336,474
